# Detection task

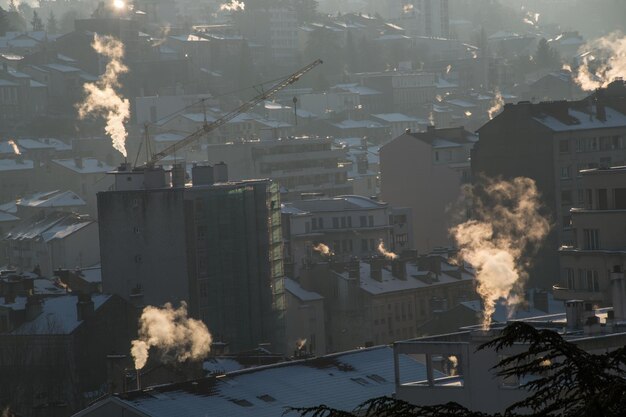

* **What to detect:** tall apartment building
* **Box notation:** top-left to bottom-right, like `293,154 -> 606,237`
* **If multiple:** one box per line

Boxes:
97,164 -> 285,352
473,80 -> 626,286
556,167 -> 626,307
398,0 -> 450,38
380,126 -> 476,253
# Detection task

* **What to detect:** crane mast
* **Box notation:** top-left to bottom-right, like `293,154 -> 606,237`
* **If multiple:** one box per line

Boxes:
144,59 -> 323,168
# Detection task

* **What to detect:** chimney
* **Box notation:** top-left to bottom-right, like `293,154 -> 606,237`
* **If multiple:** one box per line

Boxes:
25,295 -> 42,321
214,162 -> 228,183
565,300 -> 584,330
391,258 -> 407,280
348,257 -> 360,280
611,265 -> 626,321
74,157 -> 83,169
370,258 -> 384,282
76,292 -> 95,321
171,162 -> 186,188
192,164 -> 214,186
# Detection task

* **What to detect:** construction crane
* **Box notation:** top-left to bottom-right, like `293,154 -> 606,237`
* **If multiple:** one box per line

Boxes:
143,59 -> 323,168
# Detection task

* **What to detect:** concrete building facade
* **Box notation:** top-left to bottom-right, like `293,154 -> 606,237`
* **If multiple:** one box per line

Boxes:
98,165 -> 285,352
380,126 -> 476,253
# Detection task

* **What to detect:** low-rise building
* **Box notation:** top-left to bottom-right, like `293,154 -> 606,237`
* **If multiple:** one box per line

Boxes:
0,293 -> 136,416
3,211 -> 100,278
284,278 -> 326,356
281,195 -> 413,277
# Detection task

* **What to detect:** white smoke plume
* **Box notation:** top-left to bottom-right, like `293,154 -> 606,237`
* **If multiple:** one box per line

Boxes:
523,12 -> 540,26
151,23 -> 172,47
313,243 -> 334,257
450,177 -> 550,330
445,64 -> 452,74
296,338 -> 307,350
464,111 -> 472,117
574,32 -> 626,91
447,355 -> 459,376
7,140 -> 20,155
220,0 -> 245,11
78,35 -> 130,157
562,63 -> 572,72
130,302 -> 212,370
377,240 -> 398,260
403,3 -> 413,13
487,90 -> 504,120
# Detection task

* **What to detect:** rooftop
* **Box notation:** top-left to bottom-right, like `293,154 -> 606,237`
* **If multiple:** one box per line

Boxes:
78,346 -> 432,417
283,195 -> 386,214
284,278 -> 324,301
52,158 -> 113,174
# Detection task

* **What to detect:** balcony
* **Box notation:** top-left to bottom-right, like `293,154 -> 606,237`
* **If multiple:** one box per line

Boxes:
552,285 -> 605,302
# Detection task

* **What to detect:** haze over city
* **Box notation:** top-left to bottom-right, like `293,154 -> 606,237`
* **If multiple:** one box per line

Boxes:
0,0 -> 625,416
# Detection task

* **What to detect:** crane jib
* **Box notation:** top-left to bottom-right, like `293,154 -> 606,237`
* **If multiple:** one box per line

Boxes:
144,59 -> 323,168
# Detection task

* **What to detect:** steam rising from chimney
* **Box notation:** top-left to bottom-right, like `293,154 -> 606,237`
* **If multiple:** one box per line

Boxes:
78,35 -> 130,157
7,140 -> 20,155
220,0 -> 245,11
130,302 -> 212,370
574,32 -> 626,91
296,338 -> 307,350
377,240 -> 398,260
313,243 -> 334,257
487,90 -> 504,120
445,64 -> 452,74
450,177 -> 550,330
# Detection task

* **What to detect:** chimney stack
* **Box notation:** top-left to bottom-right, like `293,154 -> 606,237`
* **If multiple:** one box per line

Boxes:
391,258 -> 407,280
74,157 -> 84,169
370,258 -> 384,282
348,257 -> 360,280
25,295 -> 43,321
565,300 -> 584,330
611,265 -> 626,321
171,162 -> 186,188
214,162 -> 228,183
192,164 -> 214,186
76,292 -> 95,321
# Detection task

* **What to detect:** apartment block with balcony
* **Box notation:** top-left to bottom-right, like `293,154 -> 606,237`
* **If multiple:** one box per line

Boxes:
556,166 -> 626,306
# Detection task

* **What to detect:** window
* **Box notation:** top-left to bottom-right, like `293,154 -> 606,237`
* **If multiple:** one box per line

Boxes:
312,218 -> 318,230
347,216 -> 352,227
361,239 -> 368,252
333,217 -> 339,229
341,217 -> 346,228
360,216 -> 367,227
583,229 -> 599,250
368,216 -> 374,227
318,218 -> 324,229
615,188 -> 626,209
598,189 -> 608,210
559,139 -> 569,153
561,190 -> 572,206
565,268 -> 575,289
560,166 -> 571,179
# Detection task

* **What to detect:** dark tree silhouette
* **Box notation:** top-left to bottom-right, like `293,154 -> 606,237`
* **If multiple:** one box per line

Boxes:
289,322 -> 626,417
30,10 -> 43,31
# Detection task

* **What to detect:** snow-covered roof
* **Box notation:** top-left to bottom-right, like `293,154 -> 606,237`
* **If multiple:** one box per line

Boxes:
337,261 -> 474,296
332,119 -> 385,129
533,107 -> 626,132
372,113 -> 424,123
284,278 -> 323,301
285,195 -> 386,214
432,138 -> 463,149
5,212 -> 94,242
80,346 -> 433,417
12,294 -> 110,335
0,211 -> 19,222
17,190 -> 85,209
51,158 -> 113,174
44,63 -> 81,73
0,159 -> 34,171
17,138 -> 71,151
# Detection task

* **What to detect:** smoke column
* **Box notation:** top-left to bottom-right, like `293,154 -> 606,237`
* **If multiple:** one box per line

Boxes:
487,90 -> 504,120
220,0 -> 245,11
78,35 -> 130,157
377,240 -> 398,260
7,140 -> 20,155
450,177 -> 550,330
130,302 -> 212,370
574,31 -> 626,91
313,243 -> 334,256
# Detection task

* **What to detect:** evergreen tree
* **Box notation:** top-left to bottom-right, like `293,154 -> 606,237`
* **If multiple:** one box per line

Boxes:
534,38 -> 560,69
30,10 -> 43,31
46,11 -> 58,34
